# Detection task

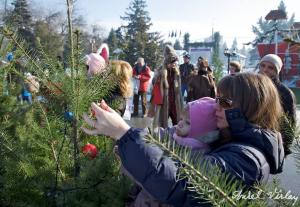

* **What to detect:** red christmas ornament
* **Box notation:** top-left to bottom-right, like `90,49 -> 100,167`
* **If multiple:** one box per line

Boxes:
81,143 -> 98,159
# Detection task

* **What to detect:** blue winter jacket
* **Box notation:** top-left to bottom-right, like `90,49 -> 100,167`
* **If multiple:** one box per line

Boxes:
116,108 -> 285,206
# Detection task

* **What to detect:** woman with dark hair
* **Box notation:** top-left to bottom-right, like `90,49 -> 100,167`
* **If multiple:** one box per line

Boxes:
82,72 -> 284,206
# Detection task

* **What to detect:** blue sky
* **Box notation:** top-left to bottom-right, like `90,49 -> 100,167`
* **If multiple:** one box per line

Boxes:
14,0 -> 300,48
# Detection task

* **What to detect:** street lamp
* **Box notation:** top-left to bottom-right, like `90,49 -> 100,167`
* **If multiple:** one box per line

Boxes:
224,48 -> 237,74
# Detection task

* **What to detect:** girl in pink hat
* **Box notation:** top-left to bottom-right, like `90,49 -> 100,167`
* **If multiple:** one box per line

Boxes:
169,97 -> 219,151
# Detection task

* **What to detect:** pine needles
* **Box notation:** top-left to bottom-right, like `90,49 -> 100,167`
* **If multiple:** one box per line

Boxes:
145,129 -> 300,207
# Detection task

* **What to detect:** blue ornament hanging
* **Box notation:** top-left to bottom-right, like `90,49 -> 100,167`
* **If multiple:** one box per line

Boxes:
6,52 -> 14,62
64,111 -> 74,122
22,89 -> 32,104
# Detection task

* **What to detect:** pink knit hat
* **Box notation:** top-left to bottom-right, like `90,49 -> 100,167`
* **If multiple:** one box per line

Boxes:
188,97 -> 217,137
86,43 -> 109,77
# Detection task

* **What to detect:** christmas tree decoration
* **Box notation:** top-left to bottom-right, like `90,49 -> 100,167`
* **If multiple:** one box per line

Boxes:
0,1 -> 299,206
22,89 -> 32,104
0,58 -> 8,68
6,52 -> 13,62
64,111 -> 74,122
81,143 -> 98,159
25,72 -> 40,94
0,3 -> 130,207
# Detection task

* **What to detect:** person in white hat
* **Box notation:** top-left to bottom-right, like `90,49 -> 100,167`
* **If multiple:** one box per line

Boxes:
259,54 -> 296,156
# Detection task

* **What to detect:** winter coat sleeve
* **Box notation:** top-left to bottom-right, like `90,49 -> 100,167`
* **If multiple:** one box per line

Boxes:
282,88 -> 296,125
116,128 -> 196,206
139,66 -> 151,82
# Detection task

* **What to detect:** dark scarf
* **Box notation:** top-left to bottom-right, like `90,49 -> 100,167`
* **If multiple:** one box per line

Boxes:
198,69 -> 208,76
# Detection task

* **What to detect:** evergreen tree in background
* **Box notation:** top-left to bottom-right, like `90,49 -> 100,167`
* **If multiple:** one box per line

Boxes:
173,39 -> 183,50
183,32 -> 190,51
9,0 -> 32,29
230,37 -> 238,51
211,32 -> 224,83
121,0 -> 162,69
34,20 -> 64,58
106,28 -> 119,57
144,31 -> 163,69
5,0 -> 35,48
252,0 -> 295,45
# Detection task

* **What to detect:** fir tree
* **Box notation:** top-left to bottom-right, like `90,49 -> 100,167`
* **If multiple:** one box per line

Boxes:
144,31 -> 163,69
34,20 -> 64,58
106,28 -> 119,57
121,0 -> 162,68
0,0 -> 132,205
211,32 -> 224,83
183,32 -> 190,51
5,0 -> 35,48
173,39 -> 183,50
10,0 -> 32,29
230,37 -> 238,51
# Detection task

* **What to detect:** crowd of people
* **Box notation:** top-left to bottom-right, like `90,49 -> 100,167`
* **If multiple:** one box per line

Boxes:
79,44 -> 297,206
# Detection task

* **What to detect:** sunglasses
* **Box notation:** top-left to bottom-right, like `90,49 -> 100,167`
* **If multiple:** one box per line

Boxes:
216,97 -> 233,108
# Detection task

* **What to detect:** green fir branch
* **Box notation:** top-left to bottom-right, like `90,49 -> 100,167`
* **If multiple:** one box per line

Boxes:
0,27 -> 65,96
66,0 -> 75,83
145,132 -> 239,206
145,129 -> 299,207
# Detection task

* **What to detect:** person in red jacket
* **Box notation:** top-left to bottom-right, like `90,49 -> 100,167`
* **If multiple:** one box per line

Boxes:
132,57 -> 151,117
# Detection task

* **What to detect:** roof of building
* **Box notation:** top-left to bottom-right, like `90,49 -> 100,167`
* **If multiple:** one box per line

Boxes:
265,10 -> 287,20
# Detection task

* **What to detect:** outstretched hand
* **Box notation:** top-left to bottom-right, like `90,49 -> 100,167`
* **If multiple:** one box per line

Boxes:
81,100 -> 130,140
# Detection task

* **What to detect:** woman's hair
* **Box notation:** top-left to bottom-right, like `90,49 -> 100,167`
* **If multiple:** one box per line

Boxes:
110,60 -> 133,98
197,58 -> 209,70
217,72 -> 283,131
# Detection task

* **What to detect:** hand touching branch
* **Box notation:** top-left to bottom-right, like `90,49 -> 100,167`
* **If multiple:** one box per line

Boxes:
81,100 -> 130,140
